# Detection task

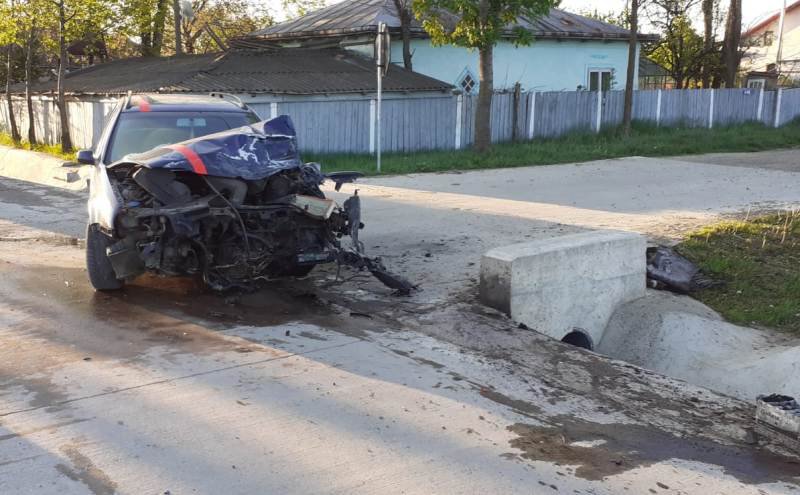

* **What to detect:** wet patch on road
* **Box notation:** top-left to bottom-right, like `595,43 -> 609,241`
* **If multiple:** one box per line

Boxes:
506,417 -> 800,484
55,444 -> 118,495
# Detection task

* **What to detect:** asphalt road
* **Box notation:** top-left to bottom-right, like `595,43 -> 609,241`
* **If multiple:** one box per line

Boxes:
0,154 -> 799,494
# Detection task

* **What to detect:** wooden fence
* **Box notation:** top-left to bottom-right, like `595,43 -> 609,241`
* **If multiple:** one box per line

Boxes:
0,88 -> 798,154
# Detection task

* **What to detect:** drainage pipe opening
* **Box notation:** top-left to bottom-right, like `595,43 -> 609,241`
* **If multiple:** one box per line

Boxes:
562,329 -> 594,350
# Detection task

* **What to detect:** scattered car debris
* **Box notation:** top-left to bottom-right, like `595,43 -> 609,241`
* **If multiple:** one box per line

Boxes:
755,394 -> 800,453
646,246 -> 719,294
87,116 -> 413,294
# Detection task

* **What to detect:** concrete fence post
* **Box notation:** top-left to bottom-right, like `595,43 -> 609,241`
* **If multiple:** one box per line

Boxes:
369,99 -> 376,154
595,88 -> 602,133
527,91 -> 536,140
656,89 -> 662,126
757,87 -> 765,123
774,88 -> 784,128
708,89 -> 715,129
454,94 -> 463,150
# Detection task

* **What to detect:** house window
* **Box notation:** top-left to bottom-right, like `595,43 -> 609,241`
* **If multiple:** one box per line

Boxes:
764,31 -> 775,46
748,79 -> 766,89
588,69 -> 612,91
458,70 -> 477,94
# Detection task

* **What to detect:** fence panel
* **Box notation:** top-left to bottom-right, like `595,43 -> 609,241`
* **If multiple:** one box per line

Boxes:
277,99 -> 371,154
601,90 -> 625,129
659,89 -> 712,127
713,88 -> 762,126
1,88 -> 798,154
778,88 -> 800,126
534,91 -> 596,138
632,90 -> 660,123
381,96 -> 455,152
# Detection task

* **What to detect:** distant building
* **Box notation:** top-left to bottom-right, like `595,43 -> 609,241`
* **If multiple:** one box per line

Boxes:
742,0 -> 800,87
638,58 -> 674,90
238,0 -> 658,93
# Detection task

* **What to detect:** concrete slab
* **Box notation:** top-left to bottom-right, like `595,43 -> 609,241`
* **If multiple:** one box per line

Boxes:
0,145 -> 89,192
600,290 -> 800,400
480,230 -> 646,345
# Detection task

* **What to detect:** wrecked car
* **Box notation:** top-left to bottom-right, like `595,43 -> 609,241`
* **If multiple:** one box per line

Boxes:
83,95 -> 410,293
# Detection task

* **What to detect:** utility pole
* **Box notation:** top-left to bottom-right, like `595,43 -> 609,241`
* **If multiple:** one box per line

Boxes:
776,0 -> 787,78
173,0 -> 182,55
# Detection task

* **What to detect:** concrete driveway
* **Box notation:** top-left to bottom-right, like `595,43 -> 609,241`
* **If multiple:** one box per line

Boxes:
0,152 -> 799,494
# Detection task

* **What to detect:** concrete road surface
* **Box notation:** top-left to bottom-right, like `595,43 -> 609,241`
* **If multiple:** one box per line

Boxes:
1,153 -> 799,494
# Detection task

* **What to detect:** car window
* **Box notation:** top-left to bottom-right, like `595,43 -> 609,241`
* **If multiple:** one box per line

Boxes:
105,111 -> 258,164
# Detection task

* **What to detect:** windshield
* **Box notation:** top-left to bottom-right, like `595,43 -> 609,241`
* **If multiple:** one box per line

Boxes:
104,111 -> 259,164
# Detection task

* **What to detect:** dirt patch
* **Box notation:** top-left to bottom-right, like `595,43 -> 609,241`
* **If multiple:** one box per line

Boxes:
507,417 -> 800,484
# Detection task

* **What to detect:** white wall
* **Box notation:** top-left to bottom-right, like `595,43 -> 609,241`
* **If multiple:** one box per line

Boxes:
742,8 -> 800,78
388,38 -> 636,92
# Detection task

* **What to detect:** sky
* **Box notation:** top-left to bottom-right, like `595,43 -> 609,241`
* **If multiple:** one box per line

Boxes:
267,0 -> 792,29
557,0 -> 788,30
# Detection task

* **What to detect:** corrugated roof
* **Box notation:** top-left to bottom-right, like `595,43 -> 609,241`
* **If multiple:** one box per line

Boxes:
248,0 -> 658,42
15,49 -> 452,96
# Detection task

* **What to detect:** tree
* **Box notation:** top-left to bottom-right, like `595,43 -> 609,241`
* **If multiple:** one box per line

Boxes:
623,0 -> 639,137
0,0 -> 21,142
700,0 -> 713,86
647,0 -> 705,88
121,0 -> 170,57
39,0 -> 116,151
412,0 -> 557,152
167,0 -> 272,54
392,0 -> 413,70
720,0 -> 741,87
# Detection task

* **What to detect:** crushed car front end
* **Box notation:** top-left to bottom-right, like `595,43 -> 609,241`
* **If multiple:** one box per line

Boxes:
90,116 -> 411,293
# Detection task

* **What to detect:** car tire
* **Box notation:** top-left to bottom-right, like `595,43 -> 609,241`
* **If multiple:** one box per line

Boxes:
86,223 -> 124,291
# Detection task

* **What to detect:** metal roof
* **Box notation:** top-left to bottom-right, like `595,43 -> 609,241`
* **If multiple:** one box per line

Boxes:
247,0 -> 659,42
15,49 -> 452,96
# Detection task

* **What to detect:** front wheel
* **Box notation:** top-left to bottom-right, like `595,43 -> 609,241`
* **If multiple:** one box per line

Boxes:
86,224 -> 124,291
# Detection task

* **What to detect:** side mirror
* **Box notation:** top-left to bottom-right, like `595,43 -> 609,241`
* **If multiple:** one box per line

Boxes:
76,149 -> 95,165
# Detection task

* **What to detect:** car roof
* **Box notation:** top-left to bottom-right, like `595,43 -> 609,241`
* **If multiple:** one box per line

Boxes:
122,93 -> 253,113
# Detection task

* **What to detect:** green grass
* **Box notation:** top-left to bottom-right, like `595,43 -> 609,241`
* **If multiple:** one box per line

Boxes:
0,133 -> 74,161
309,121 -> 800,175
676,213 -> 800,334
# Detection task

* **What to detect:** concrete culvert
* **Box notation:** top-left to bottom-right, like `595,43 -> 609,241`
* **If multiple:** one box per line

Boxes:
561,329 -> 593,350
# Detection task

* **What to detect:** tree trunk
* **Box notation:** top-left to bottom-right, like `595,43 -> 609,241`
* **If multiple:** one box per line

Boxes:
56,2 -> 72,152
173,0 -> 182,55
25,28 -> 36,145
701,0 -> 714,87
622,0 -> 638,137
721,0 -> 742,87
474,46 -> 493,153
5,45 -> 19,142
152,0 -> 170,56
392,0 -> 412,70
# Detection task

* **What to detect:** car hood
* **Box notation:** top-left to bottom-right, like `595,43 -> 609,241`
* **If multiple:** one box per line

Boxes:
109,115 -> 303,181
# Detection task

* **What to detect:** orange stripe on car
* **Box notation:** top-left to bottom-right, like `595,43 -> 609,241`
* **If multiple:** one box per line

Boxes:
135,95 -> 151,112
166,144 -> 208,175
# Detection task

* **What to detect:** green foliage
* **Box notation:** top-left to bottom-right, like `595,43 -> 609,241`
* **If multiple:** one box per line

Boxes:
648,14 -> 705,87
411,0 -> 557,50
678,213 -> 800,333
0,131 -> 74,159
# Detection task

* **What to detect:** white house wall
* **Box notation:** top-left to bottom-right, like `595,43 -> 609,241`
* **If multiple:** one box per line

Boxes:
387,38 -> 636,92
743,9 -> 800,76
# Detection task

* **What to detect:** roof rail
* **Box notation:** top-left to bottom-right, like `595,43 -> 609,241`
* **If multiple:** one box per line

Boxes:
209,92 -> 246,109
